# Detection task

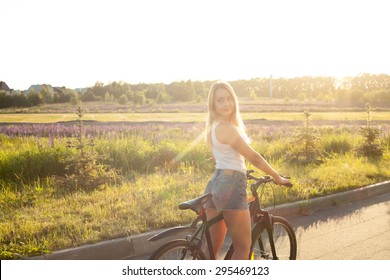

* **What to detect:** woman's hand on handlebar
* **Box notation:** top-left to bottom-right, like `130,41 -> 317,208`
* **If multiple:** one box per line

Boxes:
272,174 -> 291,187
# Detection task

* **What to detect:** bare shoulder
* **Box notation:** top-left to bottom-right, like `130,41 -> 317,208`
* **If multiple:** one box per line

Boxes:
215,122 -> 238,133
215,122 -> 240,144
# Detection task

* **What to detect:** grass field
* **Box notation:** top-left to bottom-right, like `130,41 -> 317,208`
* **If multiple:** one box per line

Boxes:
1,107 -> 390,259
1,111 -> 390,123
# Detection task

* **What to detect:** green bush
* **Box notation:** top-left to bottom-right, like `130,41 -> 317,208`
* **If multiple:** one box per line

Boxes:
97,137 -> 154,173
287,112 -> 327,164
52,107 -> 120,192
355,104 -> 384,159
0,147 -> 70,188
321,133 -> 353,155
252,139 -> 290,162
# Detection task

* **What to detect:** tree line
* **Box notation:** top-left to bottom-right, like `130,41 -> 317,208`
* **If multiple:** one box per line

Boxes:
1,73 -> 389,109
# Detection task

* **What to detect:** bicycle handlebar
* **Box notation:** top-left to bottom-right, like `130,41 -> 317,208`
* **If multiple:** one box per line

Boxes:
246,170 -> 293,188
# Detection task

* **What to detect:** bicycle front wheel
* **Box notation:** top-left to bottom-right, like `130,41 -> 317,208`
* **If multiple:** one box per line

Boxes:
250,216 -> 297,260
149,239 -> 206,260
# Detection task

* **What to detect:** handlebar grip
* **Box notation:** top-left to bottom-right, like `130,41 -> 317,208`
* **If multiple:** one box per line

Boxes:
280,175 -> 292,188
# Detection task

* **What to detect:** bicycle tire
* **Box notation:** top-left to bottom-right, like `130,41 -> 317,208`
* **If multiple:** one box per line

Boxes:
250,216 -> 297,260
149,239 -> 206,260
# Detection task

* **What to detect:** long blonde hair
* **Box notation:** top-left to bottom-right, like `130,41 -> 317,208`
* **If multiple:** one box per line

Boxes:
206,81 -> 249,146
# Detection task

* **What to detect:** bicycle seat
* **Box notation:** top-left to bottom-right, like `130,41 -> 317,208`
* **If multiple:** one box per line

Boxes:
178,193 -> 212,214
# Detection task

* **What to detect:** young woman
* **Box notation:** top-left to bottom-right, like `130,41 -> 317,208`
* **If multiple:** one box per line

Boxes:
204,81 -> 290,260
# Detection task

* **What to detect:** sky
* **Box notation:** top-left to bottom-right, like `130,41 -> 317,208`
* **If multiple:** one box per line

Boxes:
1,0 -> 389,90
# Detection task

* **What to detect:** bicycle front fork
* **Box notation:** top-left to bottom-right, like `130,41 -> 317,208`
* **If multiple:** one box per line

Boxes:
252,211 -> 278,260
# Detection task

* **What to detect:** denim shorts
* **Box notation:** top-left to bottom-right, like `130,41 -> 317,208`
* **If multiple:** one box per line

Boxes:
204,169 -> 248,211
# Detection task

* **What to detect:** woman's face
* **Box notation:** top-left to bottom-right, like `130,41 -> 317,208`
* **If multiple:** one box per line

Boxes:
213,87 -> 235,121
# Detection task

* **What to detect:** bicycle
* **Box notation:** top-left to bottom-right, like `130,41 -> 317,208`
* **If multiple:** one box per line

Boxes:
148,169 -> 297,260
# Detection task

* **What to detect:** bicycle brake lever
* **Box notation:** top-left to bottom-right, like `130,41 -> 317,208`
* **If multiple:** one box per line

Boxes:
246,169 -> 255,175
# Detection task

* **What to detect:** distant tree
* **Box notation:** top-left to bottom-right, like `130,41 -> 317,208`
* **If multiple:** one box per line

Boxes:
230,80 -> 251,97
335,73 -> 390,107
106,81 -> 129,100
248,87 -> 258,99
132,91 -> 146,105
0,91 -> 28,107
53,89 -> 72,103
156,90 -> 171,103
145,84 -> 166,100
0,90 -> 10,108
89,82 -> 105,100
81,89 -> 98,102
27,88 -> 42,106
118,94 -> 128,105
68,89 -> 80,105
39,87 -> 53,103
166,80 -> 195,102
192,80 -> 209,99
104,92 -> 115,102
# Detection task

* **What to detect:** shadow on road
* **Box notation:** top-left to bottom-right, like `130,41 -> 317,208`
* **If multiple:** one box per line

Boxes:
290,192 -> 390,230
289,192 -> 390,259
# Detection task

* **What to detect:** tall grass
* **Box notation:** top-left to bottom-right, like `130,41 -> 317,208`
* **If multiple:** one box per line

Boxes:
0,122 -> 389,259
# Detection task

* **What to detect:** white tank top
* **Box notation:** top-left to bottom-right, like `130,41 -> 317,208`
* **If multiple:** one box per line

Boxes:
211,122 -> 246,173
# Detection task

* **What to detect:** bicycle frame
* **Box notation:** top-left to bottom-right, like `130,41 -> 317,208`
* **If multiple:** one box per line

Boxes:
149,171 -> 290,260
181,186 -> 279,260
248,194 -> 279,260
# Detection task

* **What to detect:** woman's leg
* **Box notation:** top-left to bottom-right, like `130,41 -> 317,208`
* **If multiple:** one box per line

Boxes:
223,209 -> 251,260
204,208 -> 227,259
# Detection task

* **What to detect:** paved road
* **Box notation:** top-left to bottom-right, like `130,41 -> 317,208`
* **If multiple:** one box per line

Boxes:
291,191 -> 390,260
131,191 -> 390,260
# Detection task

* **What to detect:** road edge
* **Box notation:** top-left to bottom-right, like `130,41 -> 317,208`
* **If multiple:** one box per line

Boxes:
30,180 -> 390,260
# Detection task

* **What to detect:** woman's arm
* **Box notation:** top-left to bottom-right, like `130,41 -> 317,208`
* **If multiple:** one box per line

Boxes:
216,123 -> 290,185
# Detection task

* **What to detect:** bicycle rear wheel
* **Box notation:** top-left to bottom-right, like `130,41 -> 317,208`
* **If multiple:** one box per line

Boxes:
250,216 -> 297,260
149,239 -> 206,260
